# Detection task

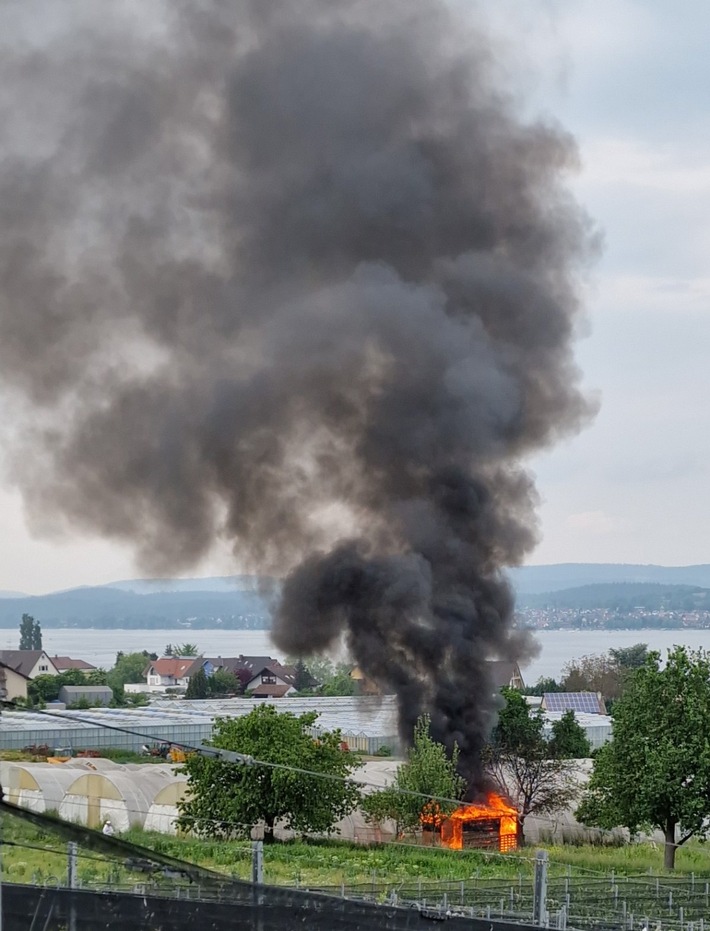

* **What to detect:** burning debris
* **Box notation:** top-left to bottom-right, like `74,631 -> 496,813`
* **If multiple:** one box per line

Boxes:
0,2 -> 595,793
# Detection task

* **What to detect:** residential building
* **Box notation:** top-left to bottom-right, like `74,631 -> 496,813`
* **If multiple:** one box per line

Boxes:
0,661 -> 30,702
144,657 -> 211,692
487,661 -> 526,691
51,656 -> 97,674
0,650 -> 59,679
244,662 -> 299,698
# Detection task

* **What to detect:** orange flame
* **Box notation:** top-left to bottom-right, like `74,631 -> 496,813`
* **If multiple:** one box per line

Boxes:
439,793 -> 518,852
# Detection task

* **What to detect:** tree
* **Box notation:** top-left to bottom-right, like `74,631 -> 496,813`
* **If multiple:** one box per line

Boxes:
106,651 -> 152,699
174,643 -> 199,657
177,705 -> 360,843
293,658 -> 313,692
164,644 -> 174,657
486,689 -> 579,841
185,667 -> 209,699
362,716 -> 465,833
609,643 -> 649,670
207,667 -> 240,697
28,668 -> 87,706
522,676 -> 564,697
548,711 -> 591,759
577,647 -> 710,869
320,670 -> 357,696
19,614 -> 42,651
562,643 -> 649,703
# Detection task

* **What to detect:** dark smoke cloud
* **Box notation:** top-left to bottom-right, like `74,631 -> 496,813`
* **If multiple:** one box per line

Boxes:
0,1 -> 595,788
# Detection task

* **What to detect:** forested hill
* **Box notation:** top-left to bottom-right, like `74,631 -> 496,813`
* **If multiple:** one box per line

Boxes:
0,586 -> 271,629
508,563 -> 710,594
518,582 -> 710,612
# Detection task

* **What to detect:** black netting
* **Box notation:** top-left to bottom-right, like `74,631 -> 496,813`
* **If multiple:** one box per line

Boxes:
3,883 -> 539,931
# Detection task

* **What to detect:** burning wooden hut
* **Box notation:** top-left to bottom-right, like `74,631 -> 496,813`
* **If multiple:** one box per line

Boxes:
440,793 -> 519,852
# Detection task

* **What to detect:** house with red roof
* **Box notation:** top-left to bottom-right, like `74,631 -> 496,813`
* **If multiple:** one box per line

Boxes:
145,657 -> 207,691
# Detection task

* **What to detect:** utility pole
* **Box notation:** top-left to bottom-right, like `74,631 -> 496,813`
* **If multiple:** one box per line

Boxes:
533,849 -> 548,926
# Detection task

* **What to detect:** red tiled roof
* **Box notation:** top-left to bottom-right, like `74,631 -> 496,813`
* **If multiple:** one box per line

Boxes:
148,658 -> 202,678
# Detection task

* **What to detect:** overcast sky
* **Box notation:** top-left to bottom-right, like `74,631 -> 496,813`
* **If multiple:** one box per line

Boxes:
1,0 -> 708,594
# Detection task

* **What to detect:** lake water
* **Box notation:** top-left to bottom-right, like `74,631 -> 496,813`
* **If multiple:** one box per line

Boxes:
4,626 -> 710,681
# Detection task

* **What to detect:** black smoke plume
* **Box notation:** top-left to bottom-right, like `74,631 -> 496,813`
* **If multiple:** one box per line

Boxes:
0,1 -> 595,789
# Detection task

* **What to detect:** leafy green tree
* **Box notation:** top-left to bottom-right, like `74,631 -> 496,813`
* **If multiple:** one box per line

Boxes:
106,651 -> 152,698
185,667 -> 209,699
609,643 -> 649,670
577,647 -> 710,869
293,658 -> 313,692
207,667 -> 240,697
320,670 -> 357,696
548,711 -> 591,759
28,668 -> 87,706
174,643 -> 199,657
363,715 -> 465,833
523,676 -> 564,696
19,614 -> 42,651
177,705 -> 360,843
486,689 -> 578,841
19,614 -> 34,650
164,644 -> 174,657
562,643 -> 649,703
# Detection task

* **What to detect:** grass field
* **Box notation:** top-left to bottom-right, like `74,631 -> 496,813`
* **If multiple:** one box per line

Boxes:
5,808 -> 710,891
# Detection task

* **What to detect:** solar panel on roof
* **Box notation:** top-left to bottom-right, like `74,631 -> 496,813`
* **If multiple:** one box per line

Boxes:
543,692 -> 601,714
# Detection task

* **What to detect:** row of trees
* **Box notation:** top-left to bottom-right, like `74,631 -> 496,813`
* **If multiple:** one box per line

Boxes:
577,646 -> 710,869
180,648 -> 710,871
177,697 -> 591,845
524,642 -> 650,704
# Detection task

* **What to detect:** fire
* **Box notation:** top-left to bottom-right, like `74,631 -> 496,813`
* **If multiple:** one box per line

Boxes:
439,793 -> 519,852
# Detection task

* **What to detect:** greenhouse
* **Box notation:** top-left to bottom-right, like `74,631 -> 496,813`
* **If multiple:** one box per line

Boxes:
0,760 -> 188,833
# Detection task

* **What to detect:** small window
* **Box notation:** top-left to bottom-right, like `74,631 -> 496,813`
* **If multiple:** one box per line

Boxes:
262,675 -> 277,684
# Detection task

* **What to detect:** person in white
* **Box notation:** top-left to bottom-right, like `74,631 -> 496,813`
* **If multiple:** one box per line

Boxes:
102,818 -> 115,836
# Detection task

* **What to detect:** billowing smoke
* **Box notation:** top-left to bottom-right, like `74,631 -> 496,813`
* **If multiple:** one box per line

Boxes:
0,1 -> 594,788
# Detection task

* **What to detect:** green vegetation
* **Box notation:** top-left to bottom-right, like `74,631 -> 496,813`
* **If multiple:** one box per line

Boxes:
559,642 -> 649,704
520,582 -> 710,612
548,711 -> 591,759
7,807 -> 710,894
177,705 -> 361,842
363,716 -> 465,832
578,646 -> 710,869
486,688 -> 579,837
19,613 -> 42,650
290,657 -> 357,696
185,666 -> 208,699
21,651 -> 152,708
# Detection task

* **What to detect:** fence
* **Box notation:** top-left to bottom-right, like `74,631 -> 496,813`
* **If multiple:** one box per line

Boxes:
3,882 -> 540,931
306,868 -> 710,930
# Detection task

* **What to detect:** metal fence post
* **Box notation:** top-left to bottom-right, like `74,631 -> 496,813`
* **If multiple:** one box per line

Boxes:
252,840 -> 264,931
533,849 -> 548,926
67,841 -> 78,931
251,840 -> 263,886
